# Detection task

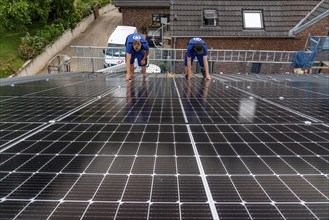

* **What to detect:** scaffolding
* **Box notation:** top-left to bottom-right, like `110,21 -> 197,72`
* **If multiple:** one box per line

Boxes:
292,35 -> 329,73
304,35 -> 329,72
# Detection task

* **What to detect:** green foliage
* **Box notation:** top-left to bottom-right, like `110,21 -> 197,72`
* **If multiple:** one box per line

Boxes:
49,0 -> 75,20
18,33 -> 46,60
99,0 -> 111,7
70,11 -> 84,29
79,0 -> 109,8
0,0 -> 111,78
0,63 -> 17,78
159,64 -> 166,73
0,0 -> 31,31
0,24 -> 35,77
18,23 -> 65,60
30,0 -> 52,24
93,0 -> 112,7
0,0 -> 109,31
0,0 -> 52,31
76,1 -> 94,18
37,23 -> 65,44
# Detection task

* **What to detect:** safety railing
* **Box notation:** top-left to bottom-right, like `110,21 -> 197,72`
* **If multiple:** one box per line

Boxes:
73,46 -> 299,63
73,46 -> 328,75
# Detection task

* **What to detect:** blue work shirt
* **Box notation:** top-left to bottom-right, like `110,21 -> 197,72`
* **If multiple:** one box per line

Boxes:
125,34 -> 149,54
186,38 -> 208,57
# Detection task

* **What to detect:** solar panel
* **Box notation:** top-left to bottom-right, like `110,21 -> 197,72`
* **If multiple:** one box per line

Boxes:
0,73 -> 328,219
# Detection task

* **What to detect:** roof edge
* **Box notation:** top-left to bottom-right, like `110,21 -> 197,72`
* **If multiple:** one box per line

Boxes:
115,6 -> 169,8
0,72 -> 80,86
289,0 -> 328,36
289,10 -> 329,36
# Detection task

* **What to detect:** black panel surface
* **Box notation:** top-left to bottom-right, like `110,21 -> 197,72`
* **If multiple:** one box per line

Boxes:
0,73 -> 328,219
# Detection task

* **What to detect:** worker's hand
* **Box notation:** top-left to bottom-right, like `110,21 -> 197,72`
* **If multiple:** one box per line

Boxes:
126,73 -> 131,81
185,73 -> 192,80
141,59 -> 146,65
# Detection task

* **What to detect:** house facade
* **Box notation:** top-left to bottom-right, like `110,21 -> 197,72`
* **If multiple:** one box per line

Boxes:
170,0 -> 328,50
115,0 -> 170,33
116,0 -> 328,73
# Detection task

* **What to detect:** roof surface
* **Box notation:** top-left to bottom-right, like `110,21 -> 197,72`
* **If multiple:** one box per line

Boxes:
170,0 -> 326,38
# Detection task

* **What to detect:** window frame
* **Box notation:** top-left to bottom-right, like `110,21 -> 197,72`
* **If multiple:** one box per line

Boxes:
242,10 -> 264,30
202,9 -> 218,27
152,14 -> 170,27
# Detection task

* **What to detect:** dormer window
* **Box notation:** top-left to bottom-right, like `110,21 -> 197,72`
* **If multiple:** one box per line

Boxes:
243,10 -> 264,29
203,9 -> 217,26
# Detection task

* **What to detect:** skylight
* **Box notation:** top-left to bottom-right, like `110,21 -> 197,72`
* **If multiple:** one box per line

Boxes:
243,11 -> 263,29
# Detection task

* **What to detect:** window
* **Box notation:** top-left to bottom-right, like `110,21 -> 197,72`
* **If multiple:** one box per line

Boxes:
250,63 -> 262,74
152,14 -> 169,27
243,10 -> 263,29
203,9 -> 217,26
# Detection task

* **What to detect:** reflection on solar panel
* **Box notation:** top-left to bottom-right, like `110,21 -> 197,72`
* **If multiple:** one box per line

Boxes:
0,72 -> 328,219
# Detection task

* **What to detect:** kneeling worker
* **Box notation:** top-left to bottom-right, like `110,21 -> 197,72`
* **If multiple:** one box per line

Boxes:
184,37 -> 211,80
125,33 -> 150,81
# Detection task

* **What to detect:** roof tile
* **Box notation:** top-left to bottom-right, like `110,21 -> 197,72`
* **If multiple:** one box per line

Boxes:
171,0 -> 324,37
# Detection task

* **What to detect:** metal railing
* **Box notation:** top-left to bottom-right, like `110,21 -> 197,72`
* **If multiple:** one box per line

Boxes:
73,46 -> 298,63
148,48 -> 298,63
72,46 -> 301,73
47,54 -> 71,74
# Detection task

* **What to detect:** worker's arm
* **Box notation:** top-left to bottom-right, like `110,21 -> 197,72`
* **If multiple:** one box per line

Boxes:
203,55 -> 211,80
126,53 -> 132,80
187,57 -> 192,76
141,50 -> 149,65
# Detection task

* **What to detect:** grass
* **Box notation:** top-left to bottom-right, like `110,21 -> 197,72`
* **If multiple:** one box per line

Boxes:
0,23 -> 45,78
0,29 -> 25,78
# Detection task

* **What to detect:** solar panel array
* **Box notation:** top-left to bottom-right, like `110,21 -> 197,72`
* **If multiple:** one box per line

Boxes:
0,72 -> 328,219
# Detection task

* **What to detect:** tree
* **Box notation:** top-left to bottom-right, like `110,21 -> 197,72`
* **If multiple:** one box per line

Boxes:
0,0 -> 31,31
49,0 -> 75,21
0,0 -> 70,31
30,0 -> 52,24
